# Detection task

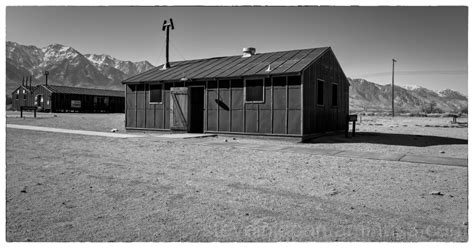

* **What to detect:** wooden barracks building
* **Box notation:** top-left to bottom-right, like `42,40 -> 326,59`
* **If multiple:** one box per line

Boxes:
122,47 -> 350,140
11,82 -> 125,113
11,82 -> 35,111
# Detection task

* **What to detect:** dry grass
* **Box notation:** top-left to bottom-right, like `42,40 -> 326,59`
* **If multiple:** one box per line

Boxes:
5,113 -> 468,241
6,111 -> 124,132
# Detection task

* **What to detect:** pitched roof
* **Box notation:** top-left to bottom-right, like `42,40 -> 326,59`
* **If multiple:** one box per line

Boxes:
12,85 -> 36,94
39,85 -> 124,97
123,47 -> 330,83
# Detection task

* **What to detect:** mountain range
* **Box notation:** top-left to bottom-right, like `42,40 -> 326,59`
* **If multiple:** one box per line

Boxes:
6,41 -> 468,113
6,41 -> 154,93
348,78 -> 467,113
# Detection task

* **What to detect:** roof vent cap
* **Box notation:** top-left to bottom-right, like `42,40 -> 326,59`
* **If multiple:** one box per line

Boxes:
242,47 -> 256,57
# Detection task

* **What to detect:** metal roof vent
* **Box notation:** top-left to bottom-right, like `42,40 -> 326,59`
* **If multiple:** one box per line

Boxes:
242,47 -> 256,57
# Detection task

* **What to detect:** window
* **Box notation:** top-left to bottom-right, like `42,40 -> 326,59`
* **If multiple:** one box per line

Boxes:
23,94 -> 27,100
317,79 -> 324,105
94,97 -> 109,108
332,84 -> 338,106
15,94 -> 19,100
245,79 -> 264,103
149,84 -> 163,103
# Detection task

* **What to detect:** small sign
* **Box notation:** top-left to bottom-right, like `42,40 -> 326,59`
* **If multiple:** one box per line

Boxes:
71,100 -> 81,108
348,114 -> 358,122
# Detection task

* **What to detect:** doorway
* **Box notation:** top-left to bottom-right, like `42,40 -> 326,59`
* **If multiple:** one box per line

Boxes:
35,95 -> 43,108
189,87 -> 204,133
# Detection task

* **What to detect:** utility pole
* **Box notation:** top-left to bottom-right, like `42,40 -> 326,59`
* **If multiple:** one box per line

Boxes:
392,59 -> 397,117
161,18 -> 175,69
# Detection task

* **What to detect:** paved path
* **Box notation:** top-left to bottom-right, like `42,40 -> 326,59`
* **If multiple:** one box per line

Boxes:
196,141 -> 468,168
6,124 -> 144,138
156,133 -> 217,139
7,124 -> 467,167
6,124 -> 215,139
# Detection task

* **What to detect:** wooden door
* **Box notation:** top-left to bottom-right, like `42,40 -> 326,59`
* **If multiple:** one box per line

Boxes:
170,87 -> 189,131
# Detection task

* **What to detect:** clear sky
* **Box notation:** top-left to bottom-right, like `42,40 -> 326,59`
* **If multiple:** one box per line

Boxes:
6,6 -> 468,93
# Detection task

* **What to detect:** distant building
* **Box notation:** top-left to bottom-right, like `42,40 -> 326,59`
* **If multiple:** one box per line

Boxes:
122,47 -> 350,140
11,84 -> 125,113
11,85 -> 36,111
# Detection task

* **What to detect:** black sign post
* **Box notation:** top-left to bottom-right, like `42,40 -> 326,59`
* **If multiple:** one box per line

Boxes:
346,114 -> 358,138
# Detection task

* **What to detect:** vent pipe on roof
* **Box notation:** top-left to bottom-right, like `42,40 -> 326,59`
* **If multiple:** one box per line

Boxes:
22,76 -> 25,87
242,47 -> 256,57
29,76 -> 32,89
265,64 -> 272,72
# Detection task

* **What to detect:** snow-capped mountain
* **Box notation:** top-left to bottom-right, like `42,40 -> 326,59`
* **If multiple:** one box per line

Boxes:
437,88 -> 467,99
349,78 -> 467,113
6,41 -> 154,93
401,84 -> 422,91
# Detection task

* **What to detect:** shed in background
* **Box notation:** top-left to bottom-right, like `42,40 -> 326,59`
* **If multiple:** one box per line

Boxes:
11,85 -> 36,111
30,85 -> 125,113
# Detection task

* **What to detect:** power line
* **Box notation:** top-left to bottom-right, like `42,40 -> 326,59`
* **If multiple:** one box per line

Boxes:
156,41 -> 165,66
171,42 -> 187,61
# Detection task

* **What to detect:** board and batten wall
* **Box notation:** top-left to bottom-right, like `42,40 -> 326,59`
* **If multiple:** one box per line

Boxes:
31,86 -> 53,111
302,49 -> 349,137
126,81 -> 204,130
205,76 -> 301,136
50,94 -> 125,113
11,86 -> 33,111
125,75 -> 302,137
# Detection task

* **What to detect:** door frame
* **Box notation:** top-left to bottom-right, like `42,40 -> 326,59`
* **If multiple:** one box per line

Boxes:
187,85 -> 205,133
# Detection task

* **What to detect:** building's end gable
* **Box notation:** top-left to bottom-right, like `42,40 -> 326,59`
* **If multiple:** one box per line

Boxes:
11,85 -> 33,95
303,47 -> 349,86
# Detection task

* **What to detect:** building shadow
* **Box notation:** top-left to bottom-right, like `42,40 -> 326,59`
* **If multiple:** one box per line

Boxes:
306,132 -> 468,147
215,99 -> 230,111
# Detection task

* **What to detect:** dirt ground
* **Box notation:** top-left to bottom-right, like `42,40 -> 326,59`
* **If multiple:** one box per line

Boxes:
5,113 -> 468,241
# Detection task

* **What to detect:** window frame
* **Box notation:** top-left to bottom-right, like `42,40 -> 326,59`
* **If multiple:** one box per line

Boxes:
149,83 -> 163,104
244,77 -> 265,104
316,79 -> 325,106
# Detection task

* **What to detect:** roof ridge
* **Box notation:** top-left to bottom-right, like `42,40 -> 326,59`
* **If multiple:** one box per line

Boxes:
162,47 -> 327,65
44,84 -> 123,92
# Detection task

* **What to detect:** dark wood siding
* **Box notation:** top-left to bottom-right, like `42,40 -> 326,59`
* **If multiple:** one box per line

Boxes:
11,86 -> 34,111
125,75 -> 303,137
204,75 -> 301,136
302,49 -> 349,137
50,93 -> 124,113
32,86 -> 52,111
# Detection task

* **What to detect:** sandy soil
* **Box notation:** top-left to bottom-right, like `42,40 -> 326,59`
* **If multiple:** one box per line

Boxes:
210,116 -> 468,159
5,113 -> 468,241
